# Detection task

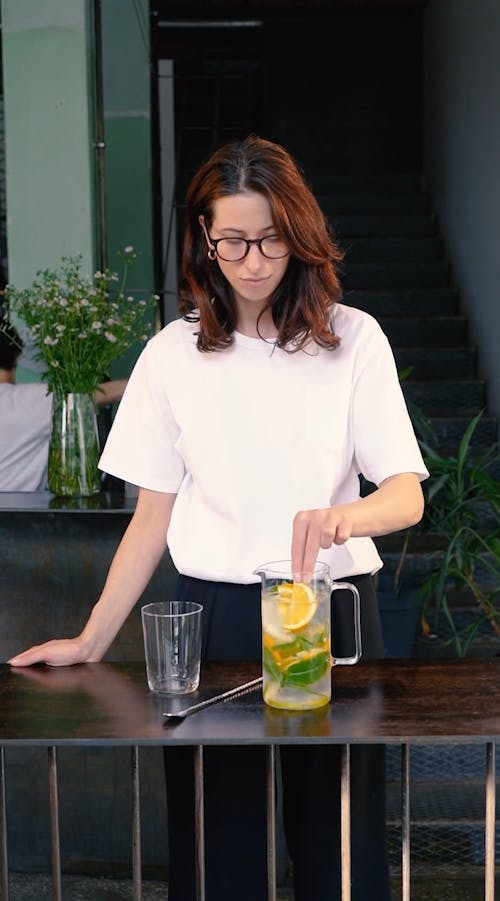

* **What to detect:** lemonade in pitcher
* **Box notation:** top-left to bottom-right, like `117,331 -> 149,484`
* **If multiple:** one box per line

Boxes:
261,580 -> 332,710
256,560 -> 362,711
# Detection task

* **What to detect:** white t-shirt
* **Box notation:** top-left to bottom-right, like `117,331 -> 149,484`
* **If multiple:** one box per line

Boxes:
99,304 -> 428,583
0,383 -> 53,491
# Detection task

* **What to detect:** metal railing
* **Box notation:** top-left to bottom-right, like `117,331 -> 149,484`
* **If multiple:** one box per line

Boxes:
0,739 -> 496,901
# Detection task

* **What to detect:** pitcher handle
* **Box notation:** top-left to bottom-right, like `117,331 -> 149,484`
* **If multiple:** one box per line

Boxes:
330,581 -> 362,665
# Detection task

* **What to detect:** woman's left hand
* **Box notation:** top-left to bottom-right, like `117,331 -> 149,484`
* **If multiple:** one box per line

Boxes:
291,507 -> 353,580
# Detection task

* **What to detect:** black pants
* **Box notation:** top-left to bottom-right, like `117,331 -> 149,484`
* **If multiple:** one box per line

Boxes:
163,574 -> 391,901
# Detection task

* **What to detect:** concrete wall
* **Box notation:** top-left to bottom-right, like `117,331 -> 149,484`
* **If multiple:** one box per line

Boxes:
423,0 -> 500,422
100,0 -> 155,377
1,0 -> 95,379
1,0 -> 95,279
0,0 -> 155,381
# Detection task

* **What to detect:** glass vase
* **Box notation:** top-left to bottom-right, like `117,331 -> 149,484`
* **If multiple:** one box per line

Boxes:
48,393 -> 101,497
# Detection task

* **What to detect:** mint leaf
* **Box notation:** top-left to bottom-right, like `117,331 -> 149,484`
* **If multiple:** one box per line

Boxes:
263,646 -> 282,682
281,651 -> 330,688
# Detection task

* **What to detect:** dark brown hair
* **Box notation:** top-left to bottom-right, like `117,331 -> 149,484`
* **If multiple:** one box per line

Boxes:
179,135 -> 344,352
0,318 -> 23,370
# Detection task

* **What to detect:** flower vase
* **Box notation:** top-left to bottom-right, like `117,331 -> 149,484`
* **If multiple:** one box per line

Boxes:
48,393 -> 101,497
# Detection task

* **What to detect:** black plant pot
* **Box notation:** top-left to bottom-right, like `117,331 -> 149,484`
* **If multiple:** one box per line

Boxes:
376,574 -> 422,658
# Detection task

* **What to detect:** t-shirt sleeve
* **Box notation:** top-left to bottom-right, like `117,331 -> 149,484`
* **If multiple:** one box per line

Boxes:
98,342 -> 185,492
351,323 -> 429,486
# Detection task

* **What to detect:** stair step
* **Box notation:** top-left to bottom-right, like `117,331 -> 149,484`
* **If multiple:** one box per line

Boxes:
343,289 -> 458,317
343,261 -> 449,289
319,193 -> 429,214
381,317 -> 466,347
374,545 -> 435,573
457,450 -> 500,484
402,380 -> 487,415
312,173 -> 423,194
342,237 -> 443,262
393,347 -> 477,380
429,415 -> 498,445
331,213 -> 435,237
376,509 -> 498,557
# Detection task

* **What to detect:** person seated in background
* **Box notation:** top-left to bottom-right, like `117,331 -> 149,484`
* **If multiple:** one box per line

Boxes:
0,320 -> 127,491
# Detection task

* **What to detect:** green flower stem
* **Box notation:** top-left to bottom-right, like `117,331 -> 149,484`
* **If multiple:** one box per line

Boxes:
48,393 -> 101,497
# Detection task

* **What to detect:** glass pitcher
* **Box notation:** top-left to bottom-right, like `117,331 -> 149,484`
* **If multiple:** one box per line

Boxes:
254,560 -> 362,710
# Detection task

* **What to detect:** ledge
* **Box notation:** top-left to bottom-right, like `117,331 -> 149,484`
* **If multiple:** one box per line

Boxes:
0,491 -> 137,514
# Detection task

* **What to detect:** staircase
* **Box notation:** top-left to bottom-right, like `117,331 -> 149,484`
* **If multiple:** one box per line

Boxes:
314,173 -> 498,588
314,172 -> 497,453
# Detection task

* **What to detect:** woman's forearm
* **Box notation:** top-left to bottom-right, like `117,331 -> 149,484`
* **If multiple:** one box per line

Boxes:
339,472 -> 424,537
79,488 -> 177,660
8,488 -> 177,668
94,379 -> 128,405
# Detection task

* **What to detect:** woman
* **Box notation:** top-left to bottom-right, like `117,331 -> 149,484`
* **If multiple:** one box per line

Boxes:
9,135 -> 427,900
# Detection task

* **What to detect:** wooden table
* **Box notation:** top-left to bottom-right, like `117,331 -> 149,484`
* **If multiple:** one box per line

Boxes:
0,658 -> 498,900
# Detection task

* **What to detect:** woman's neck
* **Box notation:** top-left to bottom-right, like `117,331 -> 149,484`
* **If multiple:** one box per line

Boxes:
235,307 -> 277,340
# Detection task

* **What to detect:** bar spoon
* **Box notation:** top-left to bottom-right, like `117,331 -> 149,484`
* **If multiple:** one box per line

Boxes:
163,676 -> 263,723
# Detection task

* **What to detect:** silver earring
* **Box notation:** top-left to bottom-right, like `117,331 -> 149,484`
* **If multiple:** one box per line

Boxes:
208,248 -> 216,261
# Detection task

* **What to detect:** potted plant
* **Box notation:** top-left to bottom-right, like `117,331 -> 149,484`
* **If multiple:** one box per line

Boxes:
375,377 -> 500,657
417,411 -> 500,656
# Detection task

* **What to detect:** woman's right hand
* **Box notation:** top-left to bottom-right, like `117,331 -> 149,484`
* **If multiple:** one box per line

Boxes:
8,637 -> 91,668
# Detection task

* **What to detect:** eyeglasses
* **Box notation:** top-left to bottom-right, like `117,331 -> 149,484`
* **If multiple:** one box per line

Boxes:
207,232 -> 289,262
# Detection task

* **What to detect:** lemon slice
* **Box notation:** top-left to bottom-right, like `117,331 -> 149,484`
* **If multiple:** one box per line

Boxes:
276,582 -> 318,632
263,679 -> 330,710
